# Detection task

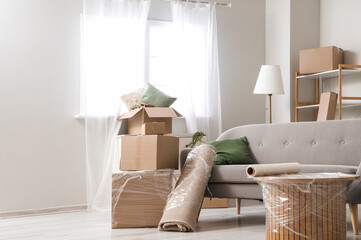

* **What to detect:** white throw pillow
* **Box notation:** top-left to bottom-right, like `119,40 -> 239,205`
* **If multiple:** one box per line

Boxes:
121,87 -> 145,110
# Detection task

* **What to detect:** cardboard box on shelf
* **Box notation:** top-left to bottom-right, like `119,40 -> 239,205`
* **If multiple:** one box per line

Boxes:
117,107 -> 182,135
141,122 -> 166,135
112,170 -> 174,228
202,197 -> 229,209
299,46 -> 343,74
121,135 -> 179,170
317,92 -> 338,121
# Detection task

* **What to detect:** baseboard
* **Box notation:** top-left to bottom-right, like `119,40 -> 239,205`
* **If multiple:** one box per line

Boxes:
0,204 -> 88,219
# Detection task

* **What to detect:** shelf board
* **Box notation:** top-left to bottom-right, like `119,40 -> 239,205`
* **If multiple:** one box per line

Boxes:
297,69 -> 361,80
296,102 -> 361,109
296,104 -> 320,109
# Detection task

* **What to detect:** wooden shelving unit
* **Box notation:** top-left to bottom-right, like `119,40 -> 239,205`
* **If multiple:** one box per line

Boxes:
295,64 -> 361,122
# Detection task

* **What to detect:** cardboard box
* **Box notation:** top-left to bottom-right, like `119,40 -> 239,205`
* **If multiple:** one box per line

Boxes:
112,170 -> 174,228
141,122 -> 166,135
202,197 -> 229,209
317,92 -> 338,121
117,107 -> 182,135
299,46 -> 343,74
121,135 -> 179,170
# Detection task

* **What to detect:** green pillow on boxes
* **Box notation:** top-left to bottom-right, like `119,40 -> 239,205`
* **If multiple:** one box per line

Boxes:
207,137 -> 254,165
131,83 -> 177,109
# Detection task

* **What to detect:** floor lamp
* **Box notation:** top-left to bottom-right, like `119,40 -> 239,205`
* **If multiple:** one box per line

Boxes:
253,65 -> 285,124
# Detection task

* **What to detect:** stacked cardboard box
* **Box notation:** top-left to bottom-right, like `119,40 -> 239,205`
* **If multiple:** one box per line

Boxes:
118,107 -> 181,171
112,107 -> 181,228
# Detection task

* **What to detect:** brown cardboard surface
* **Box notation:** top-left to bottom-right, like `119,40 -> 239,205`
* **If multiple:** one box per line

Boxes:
118,107 -> 182,135
299,46 -> 343,74
141,122 -> 166,135
202,197 -> 229,209
317,92 -> 338,121
121,135 -> 179,170
112,170 -> 174,228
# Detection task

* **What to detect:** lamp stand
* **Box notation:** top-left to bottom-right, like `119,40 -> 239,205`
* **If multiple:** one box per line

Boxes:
268,94 -> 272,124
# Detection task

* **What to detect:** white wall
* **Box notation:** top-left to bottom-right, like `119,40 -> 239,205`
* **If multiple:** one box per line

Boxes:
0,0 -> 265,213
320,0 -> 361,119
265,0 -> 291,123
266,0 -> 319,123
0,0 -> 86,212
290,0 -> 320,122
217,0 -> 266,130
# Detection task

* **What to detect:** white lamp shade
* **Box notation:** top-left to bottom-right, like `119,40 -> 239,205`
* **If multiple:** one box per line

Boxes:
253,65 -> 285,94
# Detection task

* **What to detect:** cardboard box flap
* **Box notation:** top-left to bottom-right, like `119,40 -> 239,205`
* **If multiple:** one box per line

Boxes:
117,108 -> 143,120
144,107 -> 182,118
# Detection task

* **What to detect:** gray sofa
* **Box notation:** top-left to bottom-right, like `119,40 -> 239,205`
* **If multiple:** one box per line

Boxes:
180,119 -> 361,234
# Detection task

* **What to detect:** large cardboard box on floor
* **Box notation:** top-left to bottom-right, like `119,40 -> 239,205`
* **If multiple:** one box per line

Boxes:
112,170 -> 174,228
299,46 -> 343,74
121,135 -> 179,170
117,107 -> 182,135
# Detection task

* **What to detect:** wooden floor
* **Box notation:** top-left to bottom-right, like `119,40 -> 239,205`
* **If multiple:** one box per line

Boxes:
0,200 -> 360,240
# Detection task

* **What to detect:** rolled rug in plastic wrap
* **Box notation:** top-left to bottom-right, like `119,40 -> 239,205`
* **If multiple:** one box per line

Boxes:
246,162 -> 301,177
158,144 -> 216,232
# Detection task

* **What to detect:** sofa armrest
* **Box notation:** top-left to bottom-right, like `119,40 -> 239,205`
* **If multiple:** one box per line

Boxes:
179,148 -> 193,172
347,162 -> 361,204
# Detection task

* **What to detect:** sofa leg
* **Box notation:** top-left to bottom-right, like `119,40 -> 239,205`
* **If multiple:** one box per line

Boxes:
236,198 -> 241,215
349,203 -> 359,235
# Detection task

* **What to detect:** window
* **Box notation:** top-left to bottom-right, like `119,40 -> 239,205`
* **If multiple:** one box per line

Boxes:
145,20 -> 177,96
144,20 -> 209,117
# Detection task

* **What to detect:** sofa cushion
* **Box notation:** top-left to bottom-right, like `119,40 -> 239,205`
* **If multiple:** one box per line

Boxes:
207,137 -> 254,165
209,164 -> 358,184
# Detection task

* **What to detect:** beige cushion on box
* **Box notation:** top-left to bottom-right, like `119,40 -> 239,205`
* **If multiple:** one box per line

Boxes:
208,164 -> 358,184
120,87 -> 145,110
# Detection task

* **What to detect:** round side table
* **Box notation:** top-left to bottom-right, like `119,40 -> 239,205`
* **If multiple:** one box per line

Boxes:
255,173 -> 359,240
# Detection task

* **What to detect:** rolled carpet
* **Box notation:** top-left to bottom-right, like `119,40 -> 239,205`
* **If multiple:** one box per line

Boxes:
246,162 -> 301,177
158,144 -> 216,232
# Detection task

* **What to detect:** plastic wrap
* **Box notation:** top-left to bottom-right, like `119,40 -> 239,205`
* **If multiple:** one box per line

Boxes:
158,144 -> 216,232
255,173 -> 359,240
112,169 -> 175,228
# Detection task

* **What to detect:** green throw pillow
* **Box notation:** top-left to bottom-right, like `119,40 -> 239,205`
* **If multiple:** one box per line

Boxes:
139,83 -> 177,107
206,137 -> 254,165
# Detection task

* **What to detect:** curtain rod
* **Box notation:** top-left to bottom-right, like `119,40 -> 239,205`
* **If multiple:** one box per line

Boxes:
166,0 -> 232,7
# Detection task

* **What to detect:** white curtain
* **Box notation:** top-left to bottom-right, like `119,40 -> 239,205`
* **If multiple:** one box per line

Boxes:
82,0 -> 150,211
170,1 -> 222,141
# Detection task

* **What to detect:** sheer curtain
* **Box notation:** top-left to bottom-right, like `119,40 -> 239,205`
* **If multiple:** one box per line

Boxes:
82,0 -> 150,211
170,1 -> 222,141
